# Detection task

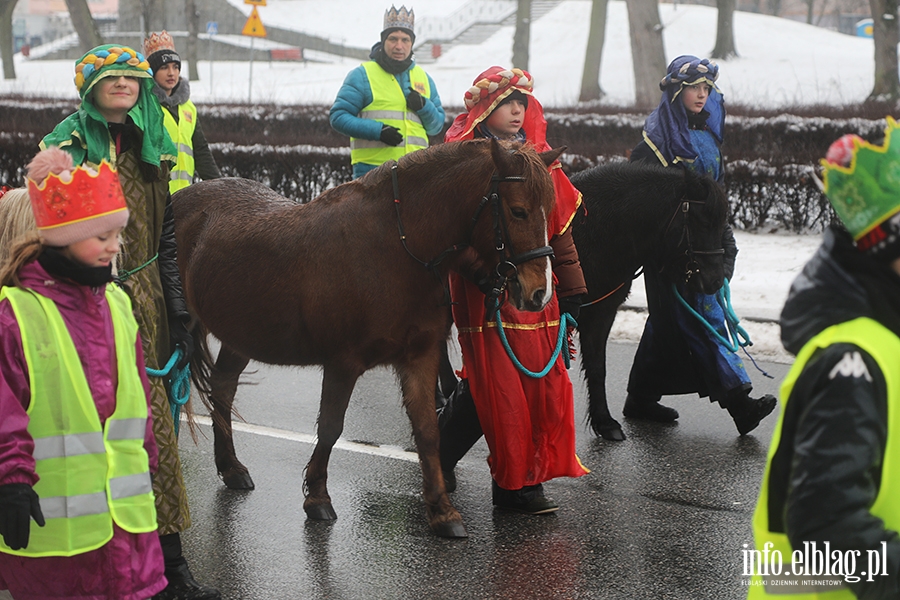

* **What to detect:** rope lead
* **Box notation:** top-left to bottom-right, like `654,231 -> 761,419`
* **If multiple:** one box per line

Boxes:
494,311 -> 577,378
146,346 -> 191,435
672,280 -> 773,379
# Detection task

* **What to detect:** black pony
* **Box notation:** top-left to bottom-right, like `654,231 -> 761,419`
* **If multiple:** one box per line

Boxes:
570,161 -> 728,441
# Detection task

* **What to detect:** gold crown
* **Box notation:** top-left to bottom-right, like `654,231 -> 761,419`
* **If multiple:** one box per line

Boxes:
384,5 -> 414,33
143,31 -> 176,57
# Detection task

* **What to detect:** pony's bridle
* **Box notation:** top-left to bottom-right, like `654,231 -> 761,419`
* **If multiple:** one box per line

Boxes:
390,164 -> 554,306
661,199 -> 724,284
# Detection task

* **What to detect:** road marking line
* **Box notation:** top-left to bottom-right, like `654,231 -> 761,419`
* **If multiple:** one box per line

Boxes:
191,416 -> 420,463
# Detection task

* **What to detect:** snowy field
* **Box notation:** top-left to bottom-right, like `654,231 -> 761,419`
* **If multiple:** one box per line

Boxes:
1,0 -> 867,363
1,0 -> 878,107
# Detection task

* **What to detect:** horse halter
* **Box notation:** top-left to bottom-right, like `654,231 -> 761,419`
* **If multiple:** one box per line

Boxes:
661,199 -> 724,284
390,164 -> 554,305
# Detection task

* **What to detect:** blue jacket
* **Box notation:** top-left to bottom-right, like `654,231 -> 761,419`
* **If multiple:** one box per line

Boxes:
330,60 -> 445,177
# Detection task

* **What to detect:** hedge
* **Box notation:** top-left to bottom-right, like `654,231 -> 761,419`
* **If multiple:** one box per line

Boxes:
1,97 -> 891,233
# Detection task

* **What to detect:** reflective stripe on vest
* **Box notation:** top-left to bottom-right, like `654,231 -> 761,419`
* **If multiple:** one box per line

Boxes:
748,317 -> 900,599
350,62 -> 430,166
0,285 -> 157,557
163,99 -> 198,193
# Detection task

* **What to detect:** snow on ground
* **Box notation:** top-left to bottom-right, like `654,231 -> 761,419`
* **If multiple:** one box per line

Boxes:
0,0 -> 878,107
0,0 -> 864,362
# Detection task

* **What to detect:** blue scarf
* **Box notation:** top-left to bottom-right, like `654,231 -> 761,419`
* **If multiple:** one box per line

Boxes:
474,123 -> 527,143
642,55 -> 725,169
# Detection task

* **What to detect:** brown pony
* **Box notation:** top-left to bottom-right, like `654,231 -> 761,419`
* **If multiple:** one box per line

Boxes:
174,139 -> 564,538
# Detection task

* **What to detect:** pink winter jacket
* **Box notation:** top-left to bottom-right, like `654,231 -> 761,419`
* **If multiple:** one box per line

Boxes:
0,260 -> 167,600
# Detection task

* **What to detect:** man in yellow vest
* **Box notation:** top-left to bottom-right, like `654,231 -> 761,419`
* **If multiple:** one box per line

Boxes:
144,31 -> 222,193
748,119 -> 900,599
329,5 -> 445,179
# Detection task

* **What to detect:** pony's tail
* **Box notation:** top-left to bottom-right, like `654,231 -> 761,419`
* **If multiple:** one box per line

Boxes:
189,318 -> 216,404
186,320 -> 245,437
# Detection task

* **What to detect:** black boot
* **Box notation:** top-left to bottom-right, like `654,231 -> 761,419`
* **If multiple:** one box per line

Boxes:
153,533 -> 222,600
623,393 -> 679,422
491,480 -> 558,515
725,390 -> 777,436
437,379 -> 483,493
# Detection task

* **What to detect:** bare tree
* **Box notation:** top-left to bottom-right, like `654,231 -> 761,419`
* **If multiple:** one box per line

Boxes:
868,0 -> 900,101
512,0 -> 531,70
711,0 -> 739,58
65,0 -> 103,53
186,0 -> 200,80
579,0 -> 609,102
626,0 -> 666,109
139,0 -> 160,35
0,0 -> 17,80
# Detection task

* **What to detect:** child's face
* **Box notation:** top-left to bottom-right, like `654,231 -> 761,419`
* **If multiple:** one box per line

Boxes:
681,82 -> 711,114
484,98 -> 526,139
153,62 -> 181,96
62,227 -> 123,269
92,75 -> 140,124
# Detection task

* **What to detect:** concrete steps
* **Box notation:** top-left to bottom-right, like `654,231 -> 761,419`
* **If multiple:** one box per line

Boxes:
417,0 -> 564,63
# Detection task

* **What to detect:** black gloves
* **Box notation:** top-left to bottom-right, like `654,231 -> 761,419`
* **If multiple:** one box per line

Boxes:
379,124 -> 403,147
169,317 -> 194,370
406,89 -> 426,111
558,295 -> 583,321
0,484 -> 45,550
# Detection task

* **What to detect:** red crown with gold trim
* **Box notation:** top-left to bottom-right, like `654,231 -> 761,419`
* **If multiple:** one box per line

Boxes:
27,156 -> 129,246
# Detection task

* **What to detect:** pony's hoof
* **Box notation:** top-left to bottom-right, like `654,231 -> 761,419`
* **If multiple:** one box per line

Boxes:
305,502 -> 338,521
221,470 -> 255,490
432,520 -> 468,538
596,424 -> 626,441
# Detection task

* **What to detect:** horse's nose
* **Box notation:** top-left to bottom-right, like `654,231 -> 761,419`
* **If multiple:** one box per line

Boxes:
531,288 -> 547,308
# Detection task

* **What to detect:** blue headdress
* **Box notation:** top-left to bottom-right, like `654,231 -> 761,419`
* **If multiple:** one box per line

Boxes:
642,55 -> 725,167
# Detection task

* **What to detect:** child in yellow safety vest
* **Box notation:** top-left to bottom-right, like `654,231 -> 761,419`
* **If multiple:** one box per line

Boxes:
748,119 -> 900,599
0,147 -> 167,600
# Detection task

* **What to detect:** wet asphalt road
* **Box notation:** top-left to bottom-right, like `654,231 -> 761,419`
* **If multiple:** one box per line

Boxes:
176,339 -> 787,600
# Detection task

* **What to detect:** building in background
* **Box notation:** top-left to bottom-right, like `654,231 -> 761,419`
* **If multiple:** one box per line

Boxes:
12,0 -> 117,53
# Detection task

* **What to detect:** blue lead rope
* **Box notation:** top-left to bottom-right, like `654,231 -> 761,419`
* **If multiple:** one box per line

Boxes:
672,280 -> 773,379
146,347 -> 191,436
493,311 -> 577,378
673,279 -> 750,353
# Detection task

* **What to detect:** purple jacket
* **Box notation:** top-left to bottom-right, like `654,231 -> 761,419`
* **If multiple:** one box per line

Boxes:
0,260 -> 166,600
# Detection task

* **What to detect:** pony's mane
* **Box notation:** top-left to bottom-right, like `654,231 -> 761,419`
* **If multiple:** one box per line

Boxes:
572,161 -> 727,219
391,140 -> 555,215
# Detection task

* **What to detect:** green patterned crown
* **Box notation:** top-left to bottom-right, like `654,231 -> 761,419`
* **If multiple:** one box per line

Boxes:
822,117 -> 900,241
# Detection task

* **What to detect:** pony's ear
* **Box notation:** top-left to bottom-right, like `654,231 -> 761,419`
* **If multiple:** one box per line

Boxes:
538,146 -> 566,167
489,137 -> 510,174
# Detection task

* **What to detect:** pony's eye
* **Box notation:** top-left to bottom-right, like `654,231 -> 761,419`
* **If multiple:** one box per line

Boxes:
510,207 -> 528,220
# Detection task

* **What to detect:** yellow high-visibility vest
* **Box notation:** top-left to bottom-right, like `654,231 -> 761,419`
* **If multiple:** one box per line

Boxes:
350,62 -> 430,166
163,100 -> 198,193
749,317 -> 899,598
0,285 -> 157,557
